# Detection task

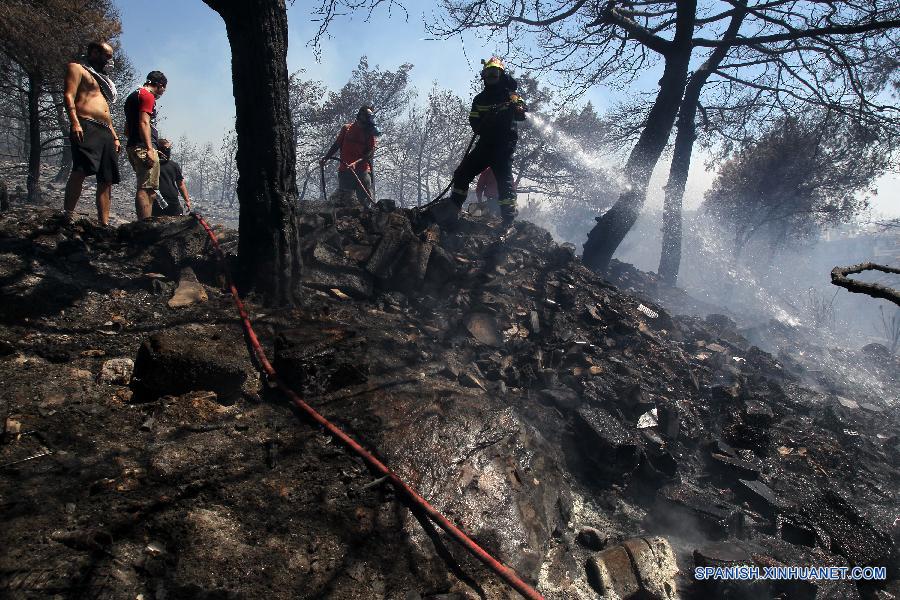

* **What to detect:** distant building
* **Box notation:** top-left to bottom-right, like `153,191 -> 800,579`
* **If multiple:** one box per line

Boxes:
819,223 -> 900,266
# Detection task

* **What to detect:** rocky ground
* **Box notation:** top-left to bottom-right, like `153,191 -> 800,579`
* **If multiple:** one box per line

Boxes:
0,161 -> 239,230
0,189 -> 898,599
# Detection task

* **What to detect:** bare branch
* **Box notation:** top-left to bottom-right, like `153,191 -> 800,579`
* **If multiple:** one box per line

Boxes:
588,6 -> 672,55
308,0 -> 408,58
831,263 -> 900,306
694,18 -> 900,47
504,1 -> 588,27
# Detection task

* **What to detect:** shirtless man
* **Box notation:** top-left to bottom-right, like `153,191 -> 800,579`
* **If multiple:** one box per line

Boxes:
63,41 -> 121,225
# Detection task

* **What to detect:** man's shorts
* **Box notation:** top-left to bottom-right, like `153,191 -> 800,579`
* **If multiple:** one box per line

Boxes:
71,118 -> 121,184
127,146 -> 160,190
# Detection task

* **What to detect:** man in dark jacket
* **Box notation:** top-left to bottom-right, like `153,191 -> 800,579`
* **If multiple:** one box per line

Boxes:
446,57 -> 525,225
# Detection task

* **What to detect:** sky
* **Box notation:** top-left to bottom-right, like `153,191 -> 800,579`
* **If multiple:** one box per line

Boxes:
115,0 -> 899,218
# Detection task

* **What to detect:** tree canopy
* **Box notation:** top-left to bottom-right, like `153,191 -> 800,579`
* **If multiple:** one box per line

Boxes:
702,112 -> 890,257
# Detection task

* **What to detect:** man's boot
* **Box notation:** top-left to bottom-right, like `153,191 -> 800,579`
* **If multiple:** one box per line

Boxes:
500,202 -> 517,226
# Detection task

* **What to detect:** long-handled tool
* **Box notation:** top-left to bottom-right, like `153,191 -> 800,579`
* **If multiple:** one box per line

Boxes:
321,156 -> 375,210
320,161 -> 327,203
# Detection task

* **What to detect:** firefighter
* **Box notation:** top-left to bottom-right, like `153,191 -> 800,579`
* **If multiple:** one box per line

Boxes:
448,57 -> 526,225
320,105 -> 380,207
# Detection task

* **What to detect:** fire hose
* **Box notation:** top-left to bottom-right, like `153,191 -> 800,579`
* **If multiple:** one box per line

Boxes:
189,210 -> 545,600
420,130 -> 478,209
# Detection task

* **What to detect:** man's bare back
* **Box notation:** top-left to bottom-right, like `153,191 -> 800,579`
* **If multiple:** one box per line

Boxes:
65,63 -> 112,125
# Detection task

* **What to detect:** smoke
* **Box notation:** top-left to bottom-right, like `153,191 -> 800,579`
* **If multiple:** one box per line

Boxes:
505,121 -> 897,402
516,113 -> 626,244
610,211 -> 899,404
505,114 -> 897,405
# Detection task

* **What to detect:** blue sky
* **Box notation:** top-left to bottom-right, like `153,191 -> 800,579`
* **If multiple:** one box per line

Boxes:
115,0 -> 898,217
116,1 -> 569,144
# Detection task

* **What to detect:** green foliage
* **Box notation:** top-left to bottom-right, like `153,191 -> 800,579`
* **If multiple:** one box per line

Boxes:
702,112 -> 891,254
0,0 -> 121,75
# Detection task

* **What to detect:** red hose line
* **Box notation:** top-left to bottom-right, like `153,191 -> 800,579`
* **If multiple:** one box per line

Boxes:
191,213 -> 544,600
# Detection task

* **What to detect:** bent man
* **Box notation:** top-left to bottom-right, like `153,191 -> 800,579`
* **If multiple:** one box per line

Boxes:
152,139 -> 191,216
63,41 -> 121,225
320,105 -> 380,207
124,71 -> 167,220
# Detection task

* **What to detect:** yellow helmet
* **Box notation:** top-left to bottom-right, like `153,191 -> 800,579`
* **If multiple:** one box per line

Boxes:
481,56 -> 505,72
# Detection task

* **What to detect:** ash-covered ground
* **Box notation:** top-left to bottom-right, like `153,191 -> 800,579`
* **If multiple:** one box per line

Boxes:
0,189 -> 897,599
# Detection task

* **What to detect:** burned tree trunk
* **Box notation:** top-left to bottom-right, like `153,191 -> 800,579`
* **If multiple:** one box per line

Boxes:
203,0 -> 303,306
53,92 -> 72,183
831,263 -> 900,307
581,0 -> 696,272
25,70 -> 43,203
658,4 -> 747,285
657,96 -> 695,286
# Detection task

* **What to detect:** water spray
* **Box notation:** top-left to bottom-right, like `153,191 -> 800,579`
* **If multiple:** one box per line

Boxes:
525,112 -> 627,189
527,112 -> 603,170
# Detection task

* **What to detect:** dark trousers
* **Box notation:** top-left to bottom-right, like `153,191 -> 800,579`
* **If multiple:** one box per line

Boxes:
338,169 -> 372,206
450,139 -> 516,218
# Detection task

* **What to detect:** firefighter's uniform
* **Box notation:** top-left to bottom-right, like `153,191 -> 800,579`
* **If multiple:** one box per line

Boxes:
448,57 -> 526,224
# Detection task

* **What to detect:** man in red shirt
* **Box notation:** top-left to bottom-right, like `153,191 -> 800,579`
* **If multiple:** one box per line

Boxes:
124,71 -> 167,220
474,168 -> 519,218
320,106 -> 379,207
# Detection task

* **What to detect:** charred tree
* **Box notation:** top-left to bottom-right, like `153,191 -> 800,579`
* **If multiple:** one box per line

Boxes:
53,92 -> 72,183
435,1 -> 900,276
831,263 -> 900,307
658,4 -> 747,285
203,0 -> 303,306
581,0 -> 696,272
25,70 -> 42,202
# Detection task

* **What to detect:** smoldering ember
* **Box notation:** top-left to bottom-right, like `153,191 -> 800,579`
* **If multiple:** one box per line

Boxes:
0,2 -> 899,600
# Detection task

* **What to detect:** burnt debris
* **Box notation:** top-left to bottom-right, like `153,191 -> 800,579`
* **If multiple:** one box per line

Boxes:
0,205 -> 897,599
